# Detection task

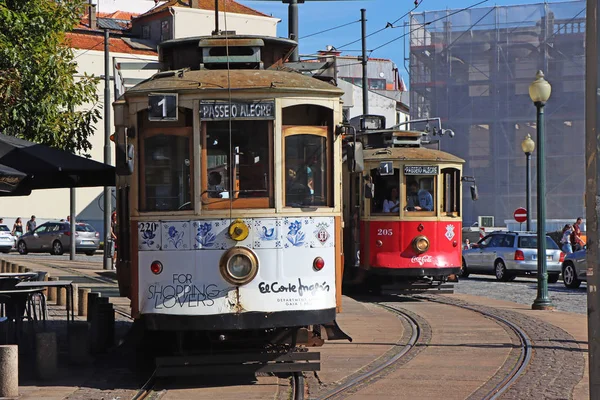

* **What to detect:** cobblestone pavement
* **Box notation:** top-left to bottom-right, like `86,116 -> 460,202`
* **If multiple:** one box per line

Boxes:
455,274 -> 587,314
426,295 -> 586,400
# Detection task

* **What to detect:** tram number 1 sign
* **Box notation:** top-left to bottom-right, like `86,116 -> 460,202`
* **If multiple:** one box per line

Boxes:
378,161 -> 394,176
148,93 -> 178,121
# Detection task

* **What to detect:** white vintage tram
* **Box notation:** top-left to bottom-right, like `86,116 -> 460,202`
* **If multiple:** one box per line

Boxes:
112,33 -> 349,375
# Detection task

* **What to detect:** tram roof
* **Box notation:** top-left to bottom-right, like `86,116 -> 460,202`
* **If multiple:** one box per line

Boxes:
124,69 -> 344,97
362,146 -> 465,164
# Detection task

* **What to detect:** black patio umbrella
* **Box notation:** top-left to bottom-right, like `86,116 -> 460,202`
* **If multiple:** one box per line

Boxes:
0,164 -> 28,193
0,133 -> 115,196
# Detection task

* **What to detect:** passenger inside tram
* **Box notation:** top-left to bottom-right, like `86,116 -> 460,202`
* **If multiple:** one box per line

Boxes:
383,187 -> 400,213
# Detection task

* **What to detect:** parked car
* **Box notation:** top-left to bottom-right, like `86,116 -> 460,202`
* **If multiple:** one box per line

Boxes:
461,231 -> 564,282
17,221 -> 99,256
0,225 -> 16,253
562,247 -> 587,288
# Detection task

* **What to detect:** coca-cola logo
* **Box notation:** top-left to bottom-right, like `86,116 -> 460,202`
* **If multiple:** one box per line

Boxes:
411,255 -> 434,266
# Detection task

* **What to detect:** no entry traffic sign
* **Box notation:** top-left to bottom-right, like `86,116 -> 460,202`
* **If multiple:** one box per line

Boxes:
514,207 -> 527,223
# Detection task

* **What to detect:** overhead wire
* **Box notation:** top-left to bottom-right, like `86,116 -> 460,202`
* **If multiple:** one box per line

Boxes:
334,0 -> 425,50
299,19 -> 360,40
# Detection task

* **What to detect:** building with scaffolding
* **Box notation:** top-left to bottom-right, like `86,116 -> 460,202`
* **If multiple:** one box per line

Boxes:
409,1 -> 585,227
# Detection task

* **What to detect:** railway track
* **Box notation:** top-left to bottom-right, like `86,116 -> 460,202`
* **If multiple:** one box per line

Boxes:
314,295 -> 532,400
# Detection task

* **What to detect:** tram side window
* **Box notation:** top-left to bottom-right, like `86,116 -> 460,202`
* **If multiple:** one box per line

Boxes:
442,167 -> 460,216
368,166 -> 401,215
142,132 -> 192,211
404,176 -> 435,212
285,134 -> 329,207
202,120 -> 272,208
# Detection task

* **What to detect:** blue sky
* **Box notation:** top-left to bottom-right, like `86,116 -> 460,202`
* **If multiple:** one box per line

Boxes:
238,0 -> 580,78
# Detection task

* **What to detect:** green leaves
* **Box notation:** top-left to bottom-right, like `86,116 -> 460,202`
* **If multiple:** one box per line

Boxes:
0,0 -> 100,155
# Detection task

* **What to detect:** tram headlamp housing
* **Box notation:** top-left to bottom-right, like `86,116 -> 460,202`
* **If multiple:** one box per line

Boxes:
412,235 -> 430,254
219,247 -> 259,285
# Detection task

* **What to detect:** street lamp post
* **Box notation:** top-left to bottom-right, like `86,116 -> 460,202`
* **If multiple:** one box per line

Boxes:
521,134 -> 535,232
529,70 -> 555,311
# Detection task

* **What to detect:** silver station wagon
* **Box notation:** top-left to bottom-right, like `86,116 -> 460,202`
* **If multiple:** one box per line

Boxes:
17,221 -> 100,256
562,247 -> 587,288
461,231 -> 564,282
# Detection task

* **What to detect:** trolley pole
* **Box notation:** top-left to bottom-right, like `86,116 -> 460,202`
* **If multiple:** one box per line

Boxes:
361,8 -> 368,115
103,29 -> 112,271
585,0 -> 600,395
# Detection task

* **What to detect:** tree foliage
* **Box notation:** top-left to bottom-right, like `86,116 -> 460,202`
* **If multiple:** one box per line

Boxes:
0,0 -> 101,155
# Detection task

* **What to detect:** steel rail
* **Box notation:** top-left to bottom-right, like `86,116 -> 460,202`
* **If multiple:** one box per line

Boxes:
420,296 -> 532,400
315,303 -> 420,400
131,369 -> 158,400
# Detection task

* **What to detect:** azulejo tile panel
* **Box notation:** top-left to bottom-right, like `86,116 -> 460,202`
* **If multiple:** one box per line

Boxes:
161,221 -> 191,251
193,219 -> 226,249
309,217 -> 335,248
138,221 -> 161,251
137,217 -> 335,251
253,218 -> 283,249
282,217 -> 310,249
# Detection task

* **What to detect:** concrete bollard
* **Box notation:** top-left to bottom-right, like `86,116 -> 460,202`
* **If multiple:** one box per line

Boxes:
24,268 -> 32,273
78,288 -> 91,317
71,284 -> 78,315
86,292 -> 100,323
0,345 -> 18,398
56,286 -> 66,307
47,277 -> 58,302
9,263 -> 16,273
17,265 -> 25,273
0,260 -> 5,273
68,322 -> 91,365
36,332 -> 57,380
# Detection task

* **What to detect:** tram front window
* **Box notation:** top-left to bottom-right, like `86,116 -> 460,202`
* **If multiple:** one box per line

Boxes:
142,133 -> 192,211
203,120 -> 272,208
404,176 -> 435,212
368,166 -> 401,215
285,134 -> 328,207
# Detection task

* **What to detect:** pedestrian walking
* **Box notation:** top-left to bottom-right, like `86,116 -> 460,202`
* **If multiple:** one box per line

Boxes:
26,215 -> 36,233
12,217 -> 23,238
110,211 -> 117,266
570,217 -> 585,252
560,224 -> 573,254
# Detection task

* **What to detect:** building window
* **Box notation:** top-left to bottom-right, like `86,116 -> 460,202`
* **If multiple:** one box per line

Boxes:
160,20 -> 170,42
142,25 -> 150,39
340,77 -> 387,90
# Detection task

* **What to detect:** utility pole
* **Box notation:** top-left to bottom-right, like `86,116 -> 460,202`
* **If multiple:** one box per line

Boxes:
70,105 -> 76,261
289,0 -> 299,61
103,28 -> 112,270
361,8 -> 368,115
585,0 -> 600,395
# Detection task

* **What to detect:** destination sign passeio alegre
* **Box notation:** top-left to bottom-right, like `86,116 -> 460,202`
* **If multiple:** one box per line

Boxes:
200,101 -> 275,120
404,165 -> 439,175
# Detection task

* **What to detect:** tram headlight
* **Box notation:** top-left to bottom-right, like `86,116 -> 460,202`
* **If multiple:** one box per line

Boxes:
412,235 -> 430,254
219,247 -> 259,285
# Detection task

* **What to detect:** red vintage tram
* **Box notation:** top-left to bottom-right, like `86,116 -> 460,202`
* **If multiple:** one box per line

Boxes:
342,115 -> 477,293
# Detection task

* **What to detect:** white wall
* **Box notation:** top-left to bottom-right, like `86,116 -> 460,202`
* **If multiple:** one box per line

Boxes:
0,48 -> 158,235
338,80 -> 397,126
173,7 -> 279,38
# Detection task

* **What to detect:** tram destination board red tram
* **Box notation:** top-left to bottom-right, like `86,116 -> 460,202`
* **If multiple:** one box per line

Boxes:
342,115 -> 477,294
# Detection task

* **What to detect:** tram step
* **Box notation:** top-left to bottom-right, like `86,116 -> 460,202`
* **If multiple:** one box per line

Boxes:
155,351 -> 320,377
381,283 -> 455,295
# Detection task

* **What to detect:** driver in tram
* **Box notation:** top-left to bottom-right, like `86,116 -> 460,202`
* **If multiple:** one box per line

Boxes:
406,180 -> 433,211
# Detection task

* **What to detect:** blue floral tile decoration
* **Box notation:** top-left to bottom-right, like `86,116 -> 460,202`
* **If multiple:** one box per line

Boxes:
195,222 -> 216,248
286,220 -> 305,247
